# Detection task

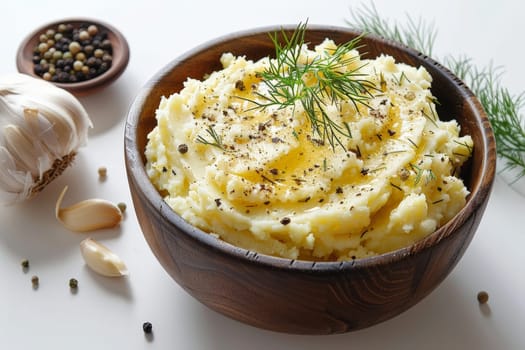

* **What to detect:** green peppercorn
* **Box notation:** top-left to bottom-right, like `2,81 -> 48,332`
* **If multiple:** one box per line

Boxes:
69,278 -> 78,289
21,259 -> 29,269
94,48 -> 104,58
62,51 -> 73,60
54,33 -> 63,41
69,41 -> 81,55
38,42 -> 48,53
80,31 -> 91,41
117,202 -> 127,214
98,166 -> 107,179
52,51 -> 62,60
45,29 -> 55,37
31,275 -> 39,288
39,34 -> 48,43
87,25 -> 98,36
73,60 -> 83,71
75,52 -> 86,62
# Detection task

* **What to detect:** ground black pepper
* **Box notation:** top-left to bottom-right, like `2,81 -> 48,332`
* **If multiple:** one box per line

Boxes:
178,144 -> 189,154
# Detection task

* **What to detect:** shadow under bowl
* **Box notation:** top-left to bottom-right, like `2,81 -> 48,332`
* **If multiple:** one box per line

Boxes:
124,25 -> 496,334
16,17 -> 129,95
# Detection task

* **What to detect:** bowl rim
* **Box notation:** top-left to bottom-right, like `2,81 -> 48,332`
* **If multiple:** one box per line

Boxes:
125,24 -> 496,273
16,17 -> 130,94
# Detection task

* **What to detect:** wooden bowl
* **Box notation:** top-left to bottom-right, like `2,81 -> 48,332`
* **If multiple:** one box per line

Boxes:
124,25 -> 496,334
16,18 -> 129,95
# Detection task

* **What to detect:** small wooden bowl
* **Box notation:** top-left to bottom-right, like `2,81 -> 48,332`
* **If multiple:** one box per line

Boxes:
124,26 -> 496,334
16,18 -> 129,95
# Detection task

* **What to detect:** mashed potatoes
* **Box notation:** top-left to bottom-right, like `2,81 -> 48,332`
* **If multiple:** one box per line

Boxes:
145,39 -> 473,261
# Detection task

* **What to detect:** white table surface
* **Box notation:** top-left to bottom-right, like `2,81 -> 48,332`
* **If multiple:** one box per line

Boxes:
2,0 -> 525,349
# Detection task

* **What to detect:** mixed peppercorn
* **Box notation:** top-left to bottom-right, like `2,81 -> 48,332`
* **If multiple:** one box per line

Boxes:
32,22 -> 113,83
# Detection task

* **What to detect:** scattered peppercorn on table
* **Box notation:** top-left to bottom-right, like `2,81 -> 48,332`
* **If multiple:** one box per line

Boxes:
2,1 -> 525,349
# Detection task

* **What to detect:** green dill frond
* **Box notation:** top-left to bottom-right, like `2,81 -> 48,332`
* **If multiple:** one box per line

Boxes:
196,125 -> 226,150
445,57 -> 525,177
248,22 -> 376,151
347,2 -> 437,57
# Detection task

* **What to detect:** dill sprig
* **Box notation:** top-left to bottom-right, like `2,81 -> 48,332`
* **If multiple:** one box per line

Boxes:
347,2 -> 437,57
409,163 -> 436,186
196,125 -> 226,150
250,22 -> 376,150
347,2 -> 525,179
445,57 -> 525,176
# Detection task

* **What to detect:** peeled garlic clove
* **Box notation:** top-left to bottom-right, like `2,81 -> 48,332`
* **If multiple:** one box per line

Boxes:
56,186 -> 122,232
80,238 -> 128,277
0,73 -> 92,205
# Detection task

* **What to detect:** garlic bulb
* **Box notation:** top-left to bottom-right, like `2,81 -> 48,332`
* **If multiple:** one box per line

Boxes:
0,73 -> 92,204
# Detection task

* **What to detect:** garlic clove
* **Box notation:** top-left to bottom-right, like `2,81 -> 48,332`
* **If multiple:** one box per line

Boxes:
56,186 -> 123,232
3,124 -> 40,178
80,238 -> 128,277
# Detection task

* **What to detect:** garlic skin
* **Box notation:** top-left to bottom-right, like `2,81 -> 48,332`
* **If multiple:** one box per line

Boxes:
80,238 -> 128,277
0,73 -> 92,204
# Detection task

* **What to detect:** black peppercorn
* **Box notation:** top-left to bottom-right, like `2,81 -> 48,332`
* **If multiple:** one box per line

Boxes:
101,39 -> 112,50
34,64 -> 44,75
143,322 -> 153,334
178,144 -> 189,154
280,217 -> 291,225
84,45 -> 94,55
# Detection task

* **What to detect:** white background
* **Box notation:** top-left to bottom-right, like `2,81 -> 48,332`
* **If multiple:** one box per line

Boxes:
2,0 -> 525,349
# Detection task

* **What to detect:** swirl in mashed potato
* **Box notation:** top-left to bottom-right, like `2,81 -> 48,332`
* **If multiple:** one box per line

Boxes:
145,39 -> 473,261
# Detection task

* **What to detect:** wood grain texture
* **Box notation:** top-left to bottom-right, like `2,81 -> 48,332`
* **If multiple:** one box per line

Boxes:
124,26 -> 496,334
16,18 -> 129,95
